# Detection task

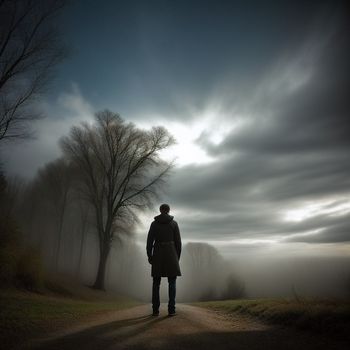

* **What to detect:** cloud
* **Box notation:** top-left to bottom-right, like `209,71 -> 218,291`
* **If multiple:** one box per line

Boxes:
2,0 -> 349,257
160,9 -> 350,248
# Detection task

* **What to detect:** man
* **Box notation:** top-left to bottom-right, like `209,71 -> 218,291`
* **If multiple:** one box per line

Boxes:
146,203 -> 182,316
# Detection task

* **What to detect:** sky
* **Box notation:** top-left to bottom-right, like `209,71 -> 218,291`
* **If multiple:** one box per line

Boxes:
2,0 -> 350,259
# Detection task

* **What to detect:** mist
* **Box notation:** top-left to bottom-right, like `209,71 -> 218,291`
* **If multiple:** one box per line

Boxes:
105,241 -> 350,302
78,238 -> 350,302
2,155 -> 349,303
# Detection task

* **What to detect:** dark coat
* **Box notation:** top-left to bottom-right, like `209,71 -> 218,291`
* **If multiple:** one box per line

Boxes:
146,213 -> 182,277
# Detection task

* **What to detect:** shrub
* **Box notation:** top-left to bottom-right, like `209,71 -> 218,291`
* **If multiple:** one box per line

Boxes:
16,248 -> 44,290
0,217 -> 44,290
0,218 -> 21,286
0,244 -> 18,285
221,274 -> 246,300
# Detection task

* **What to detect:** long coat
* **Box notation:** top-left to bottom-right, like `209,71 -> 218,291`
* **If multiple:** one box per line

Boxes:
146,213 -> 182,277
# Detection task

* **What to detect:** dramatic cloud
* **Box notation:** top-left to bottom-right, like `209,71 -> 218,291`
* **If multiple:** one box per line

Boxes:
159,5 -> 350,250
2,0 -> 349,257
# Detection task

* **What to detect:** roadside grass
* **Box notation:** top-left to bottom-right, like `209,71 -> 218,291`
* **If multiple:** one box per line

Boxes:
0,276 -> 140,348
194,298 -> 350,335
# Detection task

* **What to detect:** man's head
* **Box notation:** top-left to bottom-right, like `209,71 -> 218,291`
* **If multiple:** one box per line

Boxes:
159,203 -> 170,214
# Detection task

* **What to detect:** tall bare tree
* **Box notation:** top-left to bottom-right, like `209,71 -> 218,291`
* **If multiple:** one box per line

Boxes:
60,110 -> 175,290
75,196 -> 91,279
0,0 -> 66,142
37,157 -> 72,271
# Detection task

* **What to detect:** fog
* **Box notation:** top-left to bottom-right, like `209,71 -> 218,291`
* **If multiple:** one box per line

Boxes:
2,155 -> 349,302
106,241 -> 350,301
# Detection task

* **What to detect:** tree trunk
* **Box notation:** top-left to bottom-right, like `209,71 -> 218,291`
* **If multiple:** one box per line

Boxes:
76,226 -> 86,279
92,245 -> 110,290
54,215 -> 64,271
55,203 -> 66,272
54,191 -> 68,271
76,208 -> 88,279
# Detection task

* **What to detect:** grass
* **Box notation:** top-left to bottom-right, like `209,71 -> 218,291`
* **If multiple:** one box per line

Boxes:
0,276 -> 140,348
194,298 -> 350,335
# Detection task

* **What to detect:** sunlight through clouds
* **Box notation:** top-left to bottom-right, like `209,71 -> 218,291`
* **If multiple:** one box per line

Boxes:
283,198 -> 350,222
160,120 -> 214,166
136,104 -> 237,167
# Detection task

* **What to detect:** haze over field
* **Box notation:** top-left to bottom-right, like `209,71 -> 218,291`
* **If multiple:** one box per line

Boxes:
1,0 -> 349,299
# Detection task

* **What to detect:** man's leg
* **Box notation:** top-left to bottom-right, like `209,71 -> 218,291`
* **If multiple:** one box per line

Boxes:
168,276 -> 177,315
152,277 -> 161,314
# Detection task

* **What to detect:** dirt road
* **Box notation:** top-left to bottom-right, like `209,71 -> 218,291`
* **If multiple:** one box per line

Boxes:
27,304 -> 347,350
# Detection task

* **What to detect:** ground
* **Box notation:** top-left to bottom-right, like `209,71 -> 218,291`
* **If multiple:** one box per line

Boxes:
22,304 -> 349,350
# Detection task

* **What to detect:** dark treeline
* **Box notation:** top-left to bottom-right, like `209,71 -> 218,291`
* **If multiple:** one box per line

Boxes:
0,160 -> 246,301
0,158 -> 246,301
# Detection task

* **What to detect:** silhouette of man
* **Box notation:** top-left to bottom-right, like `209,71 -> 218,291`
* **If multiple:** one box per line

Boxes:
146,203 -> 182,316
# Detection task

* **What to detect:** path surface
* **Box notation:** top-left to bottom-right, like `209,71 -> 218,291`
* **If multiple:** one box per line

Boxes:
26,304 -> 347,350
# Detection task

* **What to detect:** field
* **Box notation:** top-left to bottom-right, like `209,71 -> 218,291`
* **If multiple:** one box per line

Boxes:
0,276 -> 139,348
2,277 -> 350,350
195,298 -> 350,336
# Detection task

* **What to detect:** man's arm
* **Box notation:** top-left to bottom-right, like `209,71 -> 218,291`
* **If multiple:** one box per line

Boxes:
174,222 -> 182,259
146,222 -> 155,263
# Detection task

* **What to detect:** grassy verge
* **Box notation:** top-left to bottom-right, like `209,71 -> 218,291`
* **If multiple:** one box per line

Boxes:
194,298 -> 350,335
0,277 -> 140,348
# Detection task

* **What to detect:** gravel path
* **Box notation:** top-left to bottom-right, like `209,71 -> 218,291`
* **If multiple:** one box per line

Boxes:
26,304 -> 348,350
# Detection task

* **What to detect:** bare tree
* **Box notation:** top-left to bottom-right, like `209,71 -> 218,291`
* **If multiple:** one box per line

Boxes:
0,0 -> 66,142
17,177 -> 43,246
0,169 -> 10,221
182,243 -> 246,301
181,243 -> 226,301
74,196 -> 91,279
60,110 -> 175,290
185,242 -> 222,272
37,157 -> 73,271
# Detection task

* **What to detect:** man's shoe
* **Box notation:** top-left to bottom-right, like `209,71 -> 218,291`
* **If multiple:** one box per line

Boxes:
152,310 -> 159,316
168,311 -> 176,316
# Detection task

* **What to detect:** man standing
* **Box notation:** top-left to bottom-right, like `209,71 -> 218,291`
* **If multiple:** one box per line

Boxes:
146,203 -> 182,316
